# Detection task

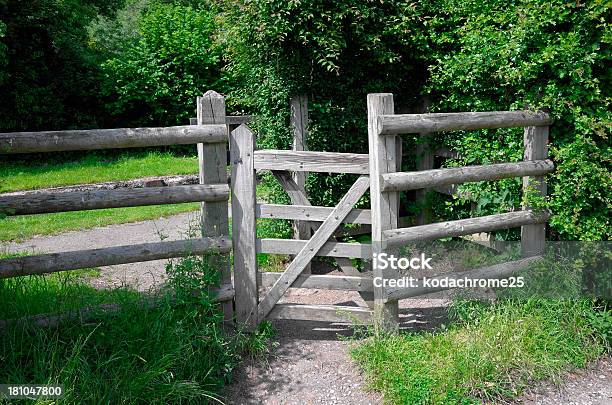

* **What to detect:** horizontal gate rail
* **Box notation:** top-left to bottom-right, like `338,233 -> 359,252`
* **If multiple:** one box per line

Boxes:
0,236 -> 232,278
377,110 -> 552,135
381,160 -> 554,192
256,203 -> 372,224
256,238 -> 370,258
384,210 -> 549,248
0,125 -> 227,153
254,150 -> 369,174
258,272 -> 373,291
385,256 -> 542,301
269,304 -> 373,323
0,184 -> 229,216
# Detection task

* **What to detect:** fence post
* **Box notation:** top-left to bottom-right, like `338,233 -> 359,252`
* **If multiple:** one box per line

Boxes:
230,125 -> 258,329
197,90 -> 233,322
290,95 -> 311,274
521,124 -> 548,257
368,93 -> 400,332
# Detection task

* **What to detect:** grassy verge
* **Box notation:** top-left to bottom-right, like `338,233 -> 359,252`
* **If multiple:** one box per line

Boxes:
0,151 -> 198,193
0,203 -> 200,242
351,299 -> 610,404
0,253 -> 274,404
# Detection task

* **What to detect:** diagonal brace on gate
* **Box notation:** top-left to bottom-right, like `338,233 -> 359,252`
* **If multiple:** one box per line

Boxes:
257,176 -> 370,321
272,170 -> 374,307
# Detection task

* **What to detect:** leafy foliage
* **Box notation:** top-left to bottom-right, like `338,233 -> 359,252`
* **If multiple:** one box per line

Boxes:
98,1 -> 226,126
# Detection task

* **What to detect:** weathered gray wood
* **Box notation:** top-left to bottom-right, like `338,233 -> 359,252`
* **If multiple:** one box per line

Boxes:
290,95 -> 311,273
382,160 -> 555,192
0,283 -> 234,330
268,304 -> 372,324
378,110 -> 552,135
258,272 -> 373,291
255,150 -> 369,174
226,115 -> 253,125
256,204 -> 372,224
0,184 -> 229,216
415,133 -> 434,225
197,90 -> 233,322
522,126 -> 549,257
385,256 -> 542,301
384,210 -> 550,247
270,170 -> 372,306
0,125 -> 226,154
0,236 -> 232,278
230,125 -> 258,328
257,176 -> 370,321
368,93 -> 400,331
256,238 -> 370,258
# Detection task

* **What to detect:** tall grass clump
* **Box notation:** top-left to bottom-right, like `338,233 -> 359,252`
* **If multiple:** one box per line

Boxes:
0,251 -> 274,404
351,299 -> 610,404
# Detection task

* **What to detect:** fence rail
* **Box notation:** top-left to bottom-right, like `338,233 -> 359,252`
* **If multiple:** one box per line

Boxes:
254,150 -> 369,174
381,160 -> 554,192
377,110 -> 552,135
0,236 -> 232,278
0,125 -> 226,153
0,184 -> 229,216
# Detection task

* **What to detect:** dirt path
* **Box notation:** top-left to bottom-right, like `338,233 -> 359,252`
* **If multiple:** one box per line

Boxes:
2,214 -> 610,404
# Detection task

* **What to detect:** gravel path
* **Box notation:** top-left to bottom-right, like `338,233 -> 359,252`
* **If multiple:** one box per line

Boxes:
2,214 -> 610,404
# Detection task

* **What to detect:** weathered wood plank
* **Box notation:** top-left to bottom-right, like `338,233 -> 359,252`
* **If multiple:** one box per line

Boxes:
522,126 -> 549,257
386,256 -> 542,301
382,160 -> 555,192
268,304 -> 372,324
290,95 -> 311,273
255,150 -> 369,174
197,90 -> 232,322
226,115 -> 253,125
384,210 -> 550,247
230,125 -> 258,328
368,93 -> 400,331
0,184 -> 229,216
0,237 -> 232,278
378,111 -> 552,135
256,204 -> 372,224
0,125 -> 226,154
257,176 -> 370,321
258,272 -> 373,291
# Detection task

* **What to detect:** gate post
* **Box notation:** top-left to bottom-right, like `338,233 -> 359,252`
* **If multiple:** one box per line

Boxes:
521,124 -> 548,257
368,93 -> 400,332
197,91 -> 233,322
230,125 -> 258,329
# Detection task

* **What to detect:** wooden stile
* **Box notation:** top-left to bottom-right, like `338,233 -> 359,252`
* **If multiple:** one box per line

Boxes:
230,125 -> 258,328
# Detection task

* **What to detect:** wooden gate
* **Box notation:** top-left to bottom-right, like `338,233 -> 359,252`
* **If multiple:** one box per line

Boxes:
229,125 -> 377,329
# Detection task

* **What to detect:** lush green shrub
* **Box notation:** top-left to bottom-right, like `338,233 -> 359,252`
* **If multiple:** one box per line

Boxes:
426,0 -> 611,241
98,1 -> 226,126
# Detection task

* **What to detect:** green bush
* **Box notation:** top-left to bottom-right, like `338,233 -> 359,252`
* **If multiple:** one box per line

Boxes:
98,1 -> 226,126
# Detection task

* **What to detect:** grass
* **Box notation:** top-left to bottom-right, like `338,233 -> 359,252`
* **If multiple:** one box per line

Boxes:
351,299 -> 610,404
0,151 -> 198,193
0,252 -> 275,404
0,203 -> 200,242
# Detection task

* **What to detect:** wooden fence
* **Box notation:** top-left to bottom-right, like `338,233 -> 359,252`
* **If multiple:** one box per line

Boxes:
0,91 -> 553,332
